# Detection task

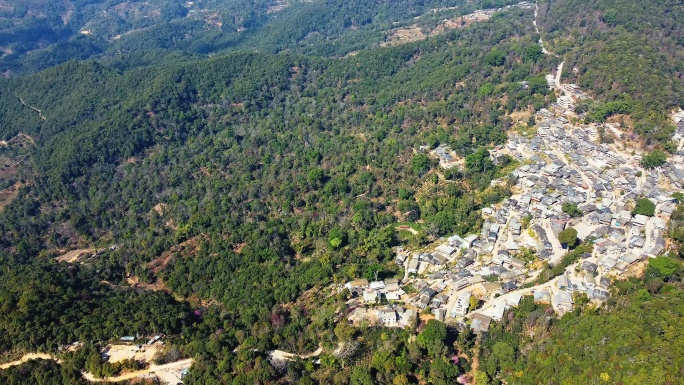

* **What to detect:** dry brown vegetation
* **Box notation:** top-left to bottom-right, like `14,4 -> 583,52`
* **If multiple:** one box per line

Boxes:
126,275 -> 171,293
55,248 -> 100,263
382,10 -> 494,46
148,234 -> 207,273
266,0 -> 290,14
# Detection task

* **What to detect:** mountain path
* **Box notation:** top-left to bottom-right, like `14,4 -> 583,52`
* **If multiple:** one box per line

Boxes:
0,353 -> 60,369
17,96 -> 46,121
0,353 -> 192,384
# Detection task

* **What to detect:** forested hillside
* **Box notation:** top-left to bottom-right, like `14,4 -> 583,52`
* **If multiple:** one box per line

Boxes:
0,4 -> 555,382
476,256 -> 684,385
0,255 -> 192,353
0,0 -> 684,384
0,9 -> 548,253
0,0 -> 522,74
538,0 -> 684,147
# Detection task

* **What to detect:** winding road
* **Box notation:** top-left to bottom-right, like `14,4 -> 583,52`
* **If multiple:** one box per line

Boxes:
0,353 -> 192,384
17,96 -> 46,121
0,354 -> 59,370
533,2 -> 565,87
81,358 -> 193,383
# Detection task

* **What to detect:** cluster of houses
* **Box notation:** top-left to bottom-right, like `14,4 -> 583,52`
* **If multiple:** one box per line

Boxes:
457,80 -> 683,332
344,72 -> 682,335
467,267 -> 613,332
345,277 -> 406,303
428,145 -> 459,169
118,334 -> 163,345
343,278 -> 418,327
376,305 -> 418,327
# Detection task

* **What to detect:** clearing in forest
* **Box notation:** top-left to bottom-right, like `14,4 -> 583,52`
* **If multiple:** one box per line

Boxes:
55,248 -> 100,263
102,344 -> 159,364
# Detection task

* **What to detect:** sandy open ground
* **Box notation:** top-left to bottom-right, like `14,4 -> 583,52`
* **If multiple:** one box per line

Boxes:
103,344 -> 159,364
0,353 -> 58,369
82,358 -> 193,383
55,248 -> 99,263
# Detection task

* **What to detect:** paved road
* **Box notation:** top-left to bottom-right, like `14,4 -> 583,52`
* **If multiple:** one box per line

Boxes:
642,204 -> 662,252
444,284 -> 481,322
542,219 -> 565,265
476,260 -> 580,315
555,62 -> 564,88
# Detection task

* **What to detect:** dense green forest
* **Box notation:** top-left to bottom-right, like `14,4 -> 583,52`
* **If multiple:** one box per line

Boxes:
0,0 -> 522,74
0,4 -> 548,330
0,0 -> 684,383
474,255 -> 684,385
0,255 -> 192,353
0,4 -> 553,382
538,0 -> 684,147
0,359 -> 87,385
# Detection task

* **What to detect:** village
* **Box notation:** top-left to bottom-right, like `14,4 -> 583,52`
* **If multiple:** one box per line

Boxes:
344,66 -> 684,334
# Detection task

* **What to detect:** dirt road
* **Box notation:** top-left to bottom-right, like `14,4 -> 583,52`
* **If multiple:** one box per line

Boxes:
0,353 -> 59,369
269,347 -> 322,361
0,353 -> 192,384
81,358 -> 193,383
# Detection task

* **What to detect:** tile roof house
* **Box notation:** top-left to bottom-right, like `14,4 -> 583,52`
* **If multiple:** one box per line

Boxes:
363,290 -> 379,304
378,309 -> 398,325
581,261 -> 598,273
452,291 -> 472,318
345,279 -> 369,289
384,278 -> 400,291
435,244 -> 457,258
433,308 -> 446,322
533,290 -> 551,304
407,258 -> 419,274
470,314 -> 492,333
552,290 -> 574,313
588,288 -> 609,301
502,281 -> 517,292
632,214 -> 648,227
481,301 -> 506,322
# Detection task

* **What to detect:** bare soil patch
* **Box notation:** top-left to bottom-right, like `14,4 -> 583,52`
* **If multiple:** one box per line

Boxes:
233,242 -> 247,253
620,261 -> 647,279
148,234 -> 207,273
396,225 -> 419,235
0,183 -> 20,212
55,248 -> 100,263
267,0 -> 290,14
0,353 -> 58,369
382,26 -> 426,46
82,358 -> 193,383
152,203 -> 166,216
347,307 -> 379,326
102,344 -> 159,364
126,276 -> 171,293
383,10 -> 494,47
509,109 -> 533,124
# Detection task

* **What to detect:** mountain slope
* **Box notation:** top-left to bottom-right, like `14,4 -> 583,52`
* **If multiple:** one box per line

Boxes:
0,6 -> 550,357
538,0 -> 684,146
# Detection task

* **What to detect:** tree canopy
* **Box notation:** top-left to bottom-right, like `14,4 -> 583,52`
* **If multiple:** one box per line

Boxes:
632,198 -> 656,217
557,227 -> 579,248
641,150 -> 667,169
561,202 -> 582,218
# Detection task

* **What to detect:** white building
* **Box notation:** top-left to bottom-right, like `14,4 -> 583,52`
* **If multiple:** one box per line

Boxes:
451,292 -> 472,317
